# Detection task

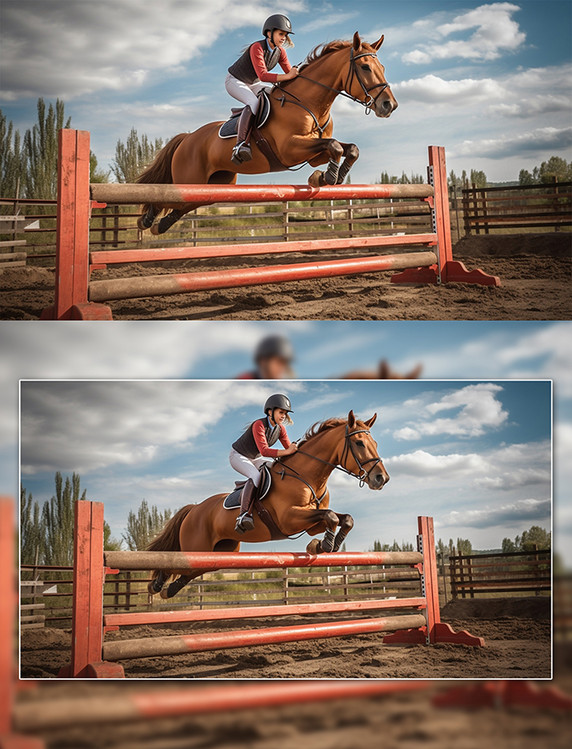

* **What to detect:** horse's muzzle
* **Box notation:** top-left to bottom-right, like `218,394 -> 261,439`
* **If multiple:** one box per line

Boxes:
367,469 -> 390,490
374,96 -> 398,118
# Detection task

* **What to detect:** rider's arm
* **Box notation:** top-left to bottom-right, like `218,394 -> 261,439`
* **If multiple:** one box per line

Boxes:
278,424 -> 291,449
278,47 -> 292,74
250,42 -> 297,83
252,420 -> 295,457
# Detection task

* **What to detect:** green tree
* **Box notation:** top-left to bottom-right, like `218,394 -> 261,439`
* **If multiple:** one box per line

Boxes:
538,156 -> 572,184
23,98 -> 71,199
456,538 -> 473,555
90,152 -> 110,183
502,537 -> 517,553
519,168 -> 535,186
42,472 -> 85,565
0,112 -> 25,198
112,128 -> 163,183
470,169 -> 487,188
123,499 -> 173,550
520,526 -> 551,551
20,486 -> 44,565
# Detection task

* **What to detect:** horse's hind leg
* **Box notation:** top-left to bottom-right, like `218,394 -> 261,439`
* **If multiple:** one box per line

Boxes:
138,204 -> 160,231
148,570 -> 168,596
160,574 -> 193,600
150,209 -> 185,236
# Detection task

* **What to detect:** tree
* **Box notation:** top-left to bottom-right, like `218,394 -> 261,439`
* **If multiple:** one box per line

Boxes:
470,169 -> 487,188
20,486 -> 44,565
42,472 -> 85,565
538,156 -> 572,184
0,112 -> 25,198
502,537 -> 517,553
90,152 -> 110,183
23,98 -> 71,199
122,499 -> 173,550
112,128 -> 163,183
519,168 -> 535,186
520,525 -> 551,551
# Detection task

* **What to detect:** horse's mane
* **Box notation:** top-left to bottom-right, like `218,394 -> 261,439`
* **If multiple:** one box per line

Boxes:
299,40 -> 351,71
297,416 -> 364,446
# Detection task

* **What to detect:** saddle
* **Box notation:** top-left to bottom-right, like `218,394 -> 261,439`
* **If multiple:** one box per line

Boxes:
223,463 -> 272,509
222,464 -> 287,540
218,90 -> 272,139
218,90 -> 287,172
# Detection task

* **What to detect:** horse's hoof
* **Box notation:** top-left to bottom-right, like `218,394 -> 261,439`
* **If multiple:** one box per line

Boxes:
147,581 -> 158,596
159,588 -> 170,600
308,170 -> 325,188
306,538 -> 322,554
150,223 -> 160,236
137,217 -> 149,231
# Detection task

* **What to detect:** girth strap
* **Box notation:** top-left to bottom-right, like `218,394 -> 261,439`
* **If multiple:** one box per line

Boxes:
251,128 -> 288,172
253,497 -> 289,540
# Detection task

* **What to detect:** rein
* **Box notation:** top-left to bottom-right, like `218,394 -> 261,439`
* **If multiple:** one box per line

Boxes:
277,425 -> 382,501
277,48 -> 389,123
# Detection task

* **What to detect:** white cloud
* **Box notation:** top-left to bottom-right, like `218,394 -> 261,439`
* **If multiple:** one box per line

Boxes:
393,383 -> 508,440
454,126 -> 572,158
300,11 -> 358,33
442,497 -> 550,528
0,0 -> 306,100
402,3 -> 526,64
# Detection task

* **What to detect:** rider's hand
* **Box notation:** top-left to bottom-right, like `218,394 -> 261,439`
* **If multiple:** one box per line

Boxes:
286,442 -> 298,455
286,67 -> 299,80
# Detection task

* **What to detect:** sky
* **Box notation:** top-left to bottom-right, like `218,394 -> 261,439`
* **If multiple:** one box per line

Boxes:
1,1 -> 571,183
20,378 -> 551,555
4,320 -> 569,560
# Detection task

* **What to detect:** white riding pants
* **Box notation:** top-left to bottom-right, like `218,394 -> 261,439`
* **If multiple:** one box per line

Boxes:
225,73 -> 266,114
229,448 -> 271,487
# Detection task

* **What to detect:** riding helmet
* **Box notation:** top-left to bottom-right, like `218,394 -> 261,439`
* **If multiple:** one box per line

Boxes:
255,335 -> 294,363
263,14 -> 294,36
264,393 -> 293,413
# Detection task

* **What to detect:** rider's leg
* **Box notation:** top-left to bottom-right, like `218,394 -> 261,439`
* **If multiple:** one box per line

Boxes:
225,74 -> 260,164
229,449 -> 262,532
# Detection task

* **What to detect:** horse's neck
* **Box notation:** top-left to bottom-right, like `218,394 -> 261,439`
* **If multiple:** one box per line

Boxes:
289,54 -> 346,113
293,427 -> 344,488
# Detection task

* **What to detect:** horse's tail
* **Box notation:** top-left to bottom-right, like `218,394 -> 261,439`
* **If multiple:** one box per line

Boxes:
147,504 -> 194,581
136,132 -> 187,213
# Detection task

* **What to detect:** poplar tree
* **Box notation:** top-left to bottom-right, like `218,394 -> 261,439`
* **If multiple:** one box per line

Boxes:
123,499 -> 173,550
111,128 -> 163,183
23,98 -> 71,199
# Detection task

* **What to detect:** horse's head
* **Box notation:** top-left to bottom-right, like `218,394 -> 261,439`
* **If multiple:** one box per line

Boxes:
342,410 -> 390,490
345,32 -> 398,118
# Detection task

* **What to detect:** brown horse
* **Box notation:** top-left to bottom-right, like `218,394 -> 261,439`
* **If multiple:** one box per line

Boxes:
148,411 -> 389,600
136,32 -> 397,236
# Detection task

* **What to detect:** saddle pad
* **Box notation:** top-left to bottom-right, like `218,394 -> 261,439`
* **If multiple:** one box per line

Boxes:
218,90 -> 271,139
223,463 -> 272,509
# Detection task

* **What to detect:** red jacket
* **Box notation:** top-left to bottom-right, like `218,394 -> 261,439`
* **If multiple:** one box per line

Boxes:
249,41 -> 291,83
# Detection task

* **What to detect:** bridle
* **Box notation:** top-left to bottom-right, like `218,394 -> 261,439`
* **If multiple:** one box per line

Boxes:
290,425 -> 383,488
285,47 -> 390,116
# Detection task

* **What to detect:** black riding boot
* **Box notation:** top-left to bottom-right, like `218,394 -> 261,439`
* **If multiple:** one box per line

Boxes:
235,478 -> 256,533
231,106 -> 255,164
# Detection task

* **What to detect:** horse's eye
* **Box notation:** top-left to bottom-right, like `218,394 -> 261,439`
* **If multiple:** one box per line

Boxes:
355,440 -> 365,447
360,64 -> 372,72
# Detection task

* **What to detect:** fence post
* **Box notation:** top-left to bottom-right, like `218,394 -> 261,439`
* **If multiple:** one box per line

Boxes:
282,569 -> 289,605
462,187 -> 471,236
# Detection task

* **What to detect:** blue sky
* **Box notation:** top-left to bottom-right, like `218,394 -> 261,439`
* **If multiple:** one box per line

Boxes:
20,378 -> 551,554
1,1 -> 571,183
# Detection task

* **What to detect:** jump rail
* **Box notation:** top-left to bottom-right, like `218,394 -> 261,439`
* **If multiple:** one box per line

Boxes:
41,129 -> 500,320
59,501 -> 484,679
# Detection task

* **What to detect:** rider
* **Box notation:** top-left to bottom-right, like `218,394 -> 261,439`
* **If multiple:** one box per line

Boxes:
236,334 -> 296,379
230,393 -> 297,532
226,14 -> 299,164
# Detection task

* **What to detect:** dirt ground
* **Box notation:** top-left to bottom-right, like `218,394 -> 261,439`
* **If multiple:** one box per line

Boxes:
21,598 -> 551,680
1,234 -> 570,320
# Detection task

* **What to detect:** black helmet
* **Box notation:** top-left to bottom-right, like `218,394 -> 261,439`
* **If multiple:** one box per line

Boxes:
264,393 -> 293,413
255,335 -> 294,363
263,14 -> 294,36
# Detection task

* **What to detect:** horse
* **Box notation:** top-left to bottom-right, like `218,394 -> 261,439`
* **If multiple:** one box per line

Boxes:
148,411 -> 389,600
136,32 -> 397,236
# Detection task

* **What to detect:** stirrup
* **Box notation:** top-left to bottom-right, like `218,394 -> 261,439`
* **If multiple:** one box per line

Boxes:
231,141 -> 252,165
235,512 -> 255,533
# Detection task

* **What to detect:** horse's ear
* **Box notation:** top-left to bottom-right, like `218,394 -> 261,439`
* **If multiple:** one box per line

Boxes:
348,410 -> 356,428
365,413 -> 377,428
406,364 -> 423,379
371,35 -> 384,51
352,32 -> 362,51
378,360 -> 390,379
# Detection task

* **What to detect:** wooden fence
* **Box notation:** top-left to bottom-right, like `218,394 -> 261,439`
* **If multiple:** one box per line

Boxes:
462,181 -> 572,234
21,561 -> 423,628
448,549 -> 551,598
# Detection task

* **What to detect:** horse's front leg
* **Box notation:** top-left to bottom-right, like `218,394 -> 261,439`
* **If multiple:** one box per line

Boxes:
307,138 -> 344,187
336,143 -> 359,185
332,512 -> 354,552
